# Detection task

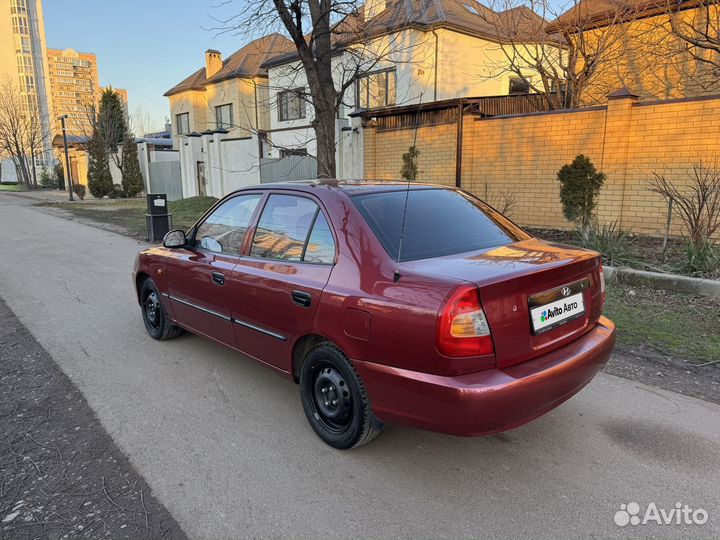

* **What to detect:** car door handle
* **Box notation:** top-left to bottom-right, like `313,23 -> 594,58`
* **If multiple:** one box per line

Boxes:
291,290 -> 312,307
211,272 -> 225,286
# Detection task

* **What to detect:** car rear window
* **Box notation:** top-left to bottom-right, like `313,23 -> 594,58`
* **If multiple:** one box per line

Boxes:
352,188 -> 529,262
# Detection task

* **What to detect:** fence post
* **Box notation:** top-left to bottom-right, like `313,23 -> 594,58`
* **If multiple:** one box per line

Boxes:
600,88 -> 638,229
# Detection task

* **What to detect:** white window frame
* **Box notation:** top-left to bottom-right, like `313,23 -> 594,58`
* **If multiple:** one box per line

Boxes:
215,103 -> 233,129
176,112 -> 190,135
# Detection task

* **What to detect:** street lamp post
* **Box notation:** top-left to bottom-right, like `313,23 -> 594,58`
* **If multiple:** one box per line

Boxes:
58,115 -> 74,201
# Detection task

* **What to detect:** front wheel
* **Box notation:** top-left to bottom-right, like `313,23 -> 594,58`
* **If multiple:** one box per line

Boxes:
299,342 -> 380,449
140,279 -> 181,340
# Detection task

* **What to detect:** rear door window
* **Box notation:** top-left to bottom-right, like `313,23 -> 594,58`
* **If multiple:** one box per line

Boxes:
250,194 -> 335,264
352,188 -> 528,261
303,212 -> 335,264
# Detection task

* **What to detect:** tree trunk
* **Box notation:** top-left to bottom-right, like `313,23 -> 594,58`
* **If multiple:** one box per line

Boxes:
30,146 -> 37,189
313,106 -> 336,178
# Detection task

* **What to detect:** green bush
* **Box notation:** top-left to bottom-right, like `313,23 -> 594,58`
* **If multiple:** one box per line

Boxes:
107,184 -> 125,199
400,145 -> 420,181
575,221 -> 631,266
39,167 -> 57,188
684,238 -> 719,276
87,129 -> 114,198
121,134 -> 144,197
54,163 -> 65,189
557,155 -> 605,230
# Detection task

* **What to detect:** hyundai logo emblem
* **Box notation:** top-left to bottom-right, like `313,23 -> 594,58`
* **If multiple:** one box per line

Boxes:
561,286 -> 572,297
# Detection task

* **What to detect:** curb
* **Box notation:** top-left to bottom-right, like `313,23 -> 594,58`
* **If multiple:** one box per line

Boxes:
605,265 -> 720,298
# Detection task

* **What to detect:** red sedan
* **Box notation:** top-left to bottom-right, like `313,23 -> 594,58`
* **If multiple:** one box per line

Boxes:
133,181 -> 615,449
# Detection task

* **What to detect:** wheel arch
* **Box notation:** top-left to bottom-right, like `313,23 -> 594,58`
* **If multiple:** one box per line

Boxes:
291,333 -> 330,382
135,271 -> 150,304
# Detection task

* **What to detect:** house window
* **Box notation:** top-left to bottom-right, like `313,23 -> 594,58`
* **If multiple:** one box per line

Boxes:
215,103 -> 233,129
176,113 -> 190,135
509,77 -> 530,95
278,88 -> 306,121
356,68 -> 396,109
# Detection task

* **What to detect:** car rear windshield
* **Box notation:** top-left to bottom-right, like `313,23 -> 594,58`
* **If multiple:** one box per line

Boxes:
352,188 -> 529,262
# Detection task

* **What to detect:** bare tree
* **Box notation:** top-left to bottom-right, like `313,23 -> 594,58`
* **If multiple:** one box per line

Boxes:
479,0 -> 641,109
130,106 -> 155,137
212,0 -> 425,177
668,0 -> 720,76
649,163 -> 720,250
0,76 -> 51,188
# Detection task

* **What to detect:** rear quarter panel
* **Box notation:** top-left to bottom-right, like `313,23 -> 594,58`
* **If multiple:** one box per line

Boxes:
314,189 -> 483,377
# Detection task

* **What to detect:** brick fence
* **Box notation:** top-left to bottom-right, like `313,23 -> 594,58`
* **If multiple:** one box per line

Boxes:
363,92 -> 720,237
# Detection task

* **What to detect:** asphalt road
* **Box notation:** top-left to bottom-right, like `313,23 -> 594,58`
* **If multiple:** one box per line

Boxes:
1,192 -> 718,539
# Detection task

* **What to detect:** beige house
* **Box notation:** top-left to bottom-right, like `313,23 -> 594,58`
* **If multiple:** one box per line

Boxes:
164,34 -> 295,148
553,0 -> 720,104
263,0 -> 549,168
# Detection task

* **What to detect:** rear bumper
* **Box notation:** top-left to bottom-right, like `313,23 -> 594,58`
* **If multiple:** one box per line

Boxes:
353,316 -> 616,436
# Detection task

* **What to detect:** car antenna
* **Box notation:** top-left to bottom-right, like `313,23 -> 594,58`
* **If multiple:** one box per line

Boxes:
393,92 -> 424,283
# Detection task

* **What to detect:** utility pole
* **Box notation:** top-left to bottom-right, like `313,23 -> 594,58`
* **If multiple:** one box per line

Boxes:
59,115 -> 74,201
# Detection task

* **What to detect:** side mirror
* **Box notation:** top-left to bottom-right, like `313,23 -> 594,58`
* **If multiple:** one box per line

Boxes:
163,229 -> 187,248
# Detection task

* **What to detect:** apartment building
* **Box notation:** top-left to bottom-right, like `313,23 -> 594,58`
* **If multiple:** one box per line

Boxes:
46,47 -> 99,136
0,0 -> 54,181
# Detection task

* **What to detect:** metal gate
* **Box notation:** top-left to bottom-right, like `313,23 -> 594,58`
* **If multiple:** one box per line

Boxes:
260,155 -> 317,183
147,161 -> 183,201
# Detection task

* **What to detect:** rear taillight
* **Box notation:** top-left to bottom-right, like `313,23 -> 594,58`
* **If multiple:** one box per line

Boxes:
437,284 -> 494,357
599,264 -> 606,307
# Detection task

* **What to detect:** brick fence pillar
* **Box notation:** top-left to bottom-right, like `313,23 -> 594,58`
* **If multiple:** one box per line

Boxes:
597,87 -> 638,228
362,119 -> 378,180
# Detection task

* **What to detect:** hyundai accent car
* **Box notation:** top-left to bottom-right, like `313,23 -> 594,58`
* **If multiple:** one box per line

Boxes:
132,181 -> 615,449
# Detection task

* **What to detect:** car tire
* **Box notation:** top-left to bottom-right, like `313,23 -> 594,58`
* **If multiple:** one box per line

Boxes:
299,342 -> 380,449
140,278 -> 181,341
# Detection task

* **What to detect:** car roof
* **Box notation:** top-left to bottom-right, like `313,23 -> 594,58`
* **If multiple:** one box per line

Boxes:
239,179 -> 454,196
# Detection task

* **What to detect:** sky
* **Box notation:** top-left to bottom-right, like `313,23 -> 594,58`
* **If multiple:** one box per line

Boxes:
42,0 -> 260,132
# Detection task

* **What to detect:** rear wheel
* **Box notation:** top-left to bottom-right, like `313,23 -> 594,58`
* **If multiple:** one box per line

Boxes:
140,279 -> 181,340
299,342 -> 380,449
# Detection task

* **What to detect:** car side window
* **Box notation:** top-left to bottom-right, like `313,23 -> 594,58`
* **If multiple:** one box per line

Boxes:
303,212 -> 336,264
194,194 -> 261,254
250,194 -> 334,264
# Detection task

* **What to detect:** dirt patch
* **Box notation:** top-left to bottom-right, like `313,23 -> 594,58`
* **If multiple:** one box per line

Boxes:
36,205 -> 142,239
604,350 -> 720,406
527,227 -> 713,277
0,299 -> 187,539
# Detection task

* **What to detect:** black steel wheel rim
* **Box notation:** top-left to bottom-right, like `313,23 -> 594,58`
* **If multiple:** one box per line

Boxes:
144,291 -> 160,330
308,362 -> 354,434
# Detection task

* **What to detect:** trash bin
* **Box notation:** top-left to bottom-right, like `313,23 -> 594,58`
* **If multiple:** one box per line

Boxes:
145,193 -> 172,241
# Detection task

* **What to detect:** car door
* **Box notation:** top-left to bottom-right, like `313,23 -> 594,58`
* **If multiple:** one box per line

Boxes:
230,193 -> 336,372
165,193 -> 263,348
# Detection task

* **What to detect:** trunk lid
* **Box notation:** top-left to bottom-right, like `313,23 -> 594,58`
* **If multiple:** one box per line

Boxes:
403,238 -> 604,368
